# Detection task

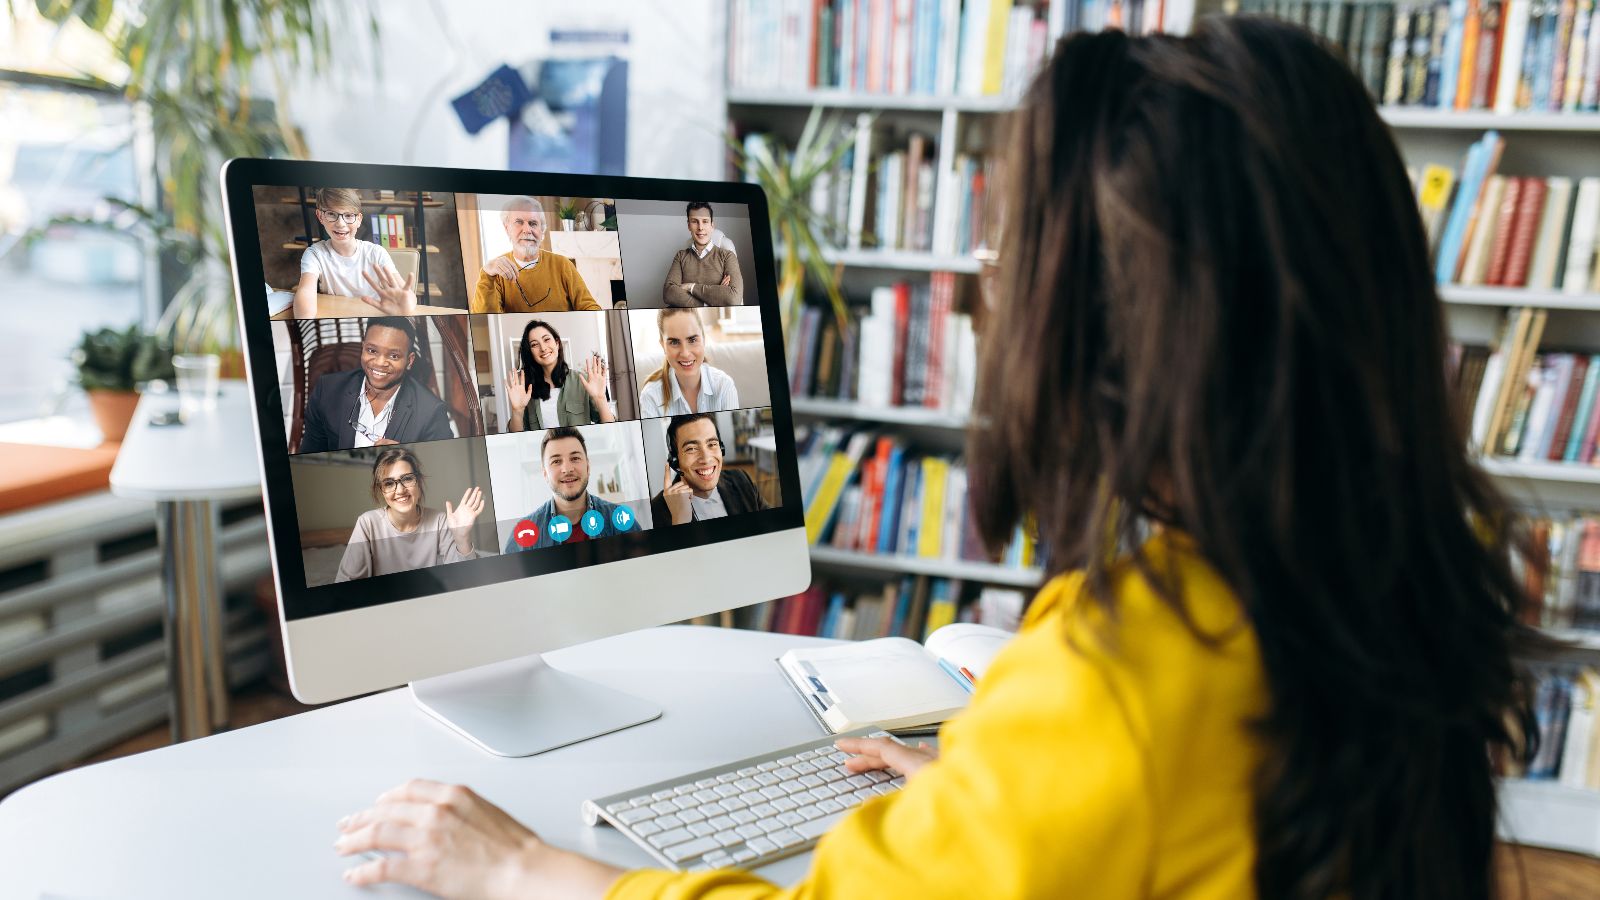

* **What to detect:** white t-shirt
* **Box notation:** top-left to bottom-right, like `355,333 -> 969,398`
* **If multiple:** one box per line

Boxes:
300,240 -> 397,299
638,363 -> 740,418
538,396 -> 559,429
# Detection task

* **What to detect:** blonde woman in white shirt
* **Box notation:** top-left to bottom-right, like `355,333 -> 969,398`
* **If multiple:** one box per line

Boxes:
292,187 -> 418,319
638,308 -> 739,418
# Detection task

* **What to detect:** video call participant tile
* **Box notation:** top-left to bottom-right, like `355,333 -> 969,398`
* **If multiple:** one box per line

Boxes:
458,193 -> 624,313
475,310 -> 641,433
252,186 -> 469,321
641,411 -> 777,528
484,421 -> 654,553
616,199 -> 756,309
289,438 -> 499,588
630,307 -> 771,419
271,314 -> 484,454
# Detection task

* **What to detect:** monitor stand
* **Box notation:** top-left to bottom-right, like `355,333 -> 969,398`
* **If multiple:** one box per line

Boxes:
410,653 -> 661,757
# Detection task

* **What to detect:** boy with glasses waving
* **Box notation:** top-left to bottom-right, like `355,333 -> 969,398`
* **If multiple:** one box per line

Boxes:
292,187 -> 418,319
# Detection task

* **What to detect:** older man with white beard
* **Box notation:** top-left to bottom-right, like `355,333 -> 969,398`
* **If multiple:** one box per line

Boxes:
472,196 -> 601,313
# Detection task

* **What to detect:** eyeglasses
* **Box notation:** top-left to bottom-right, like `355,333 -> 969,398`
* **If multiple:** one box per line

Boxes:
380,473 -> 419,494
319,210 -> 364,224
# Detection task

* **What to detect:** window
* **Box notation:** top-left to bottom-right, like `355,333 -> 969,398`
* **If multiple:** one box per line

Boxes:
0,77 -> 154,424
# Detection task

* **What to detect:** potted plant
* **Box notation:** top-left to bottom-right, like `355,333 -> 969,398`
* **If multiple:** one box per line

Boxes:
72,324 -> 176,443
558,201 -> 581,231
728,107 -> 860,332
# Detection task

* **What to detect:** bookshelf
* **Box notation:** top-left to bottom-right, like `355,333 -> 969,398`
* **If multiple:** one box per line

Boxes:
809,546 -> 1042,588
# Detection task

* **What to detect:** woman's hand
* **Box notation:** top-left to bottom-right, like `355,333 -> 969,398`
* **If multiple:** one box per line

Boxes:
506,368 -> 533,416
662,462 -> 694,525
335,779 -> 622,899
360,267 -> 419,316
445,487 -> 484,554
577,354 -> 609,404
836,736 -> 938,779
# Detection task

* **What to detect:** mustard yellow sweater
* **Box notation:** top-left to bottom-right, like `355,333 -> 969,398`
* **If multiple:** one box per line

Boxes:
608,534 -> 1269,899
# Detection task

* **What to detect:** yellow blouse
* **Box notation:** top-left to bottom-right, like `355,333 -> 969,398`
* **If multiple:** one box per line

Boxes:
607,533 -> 1270,899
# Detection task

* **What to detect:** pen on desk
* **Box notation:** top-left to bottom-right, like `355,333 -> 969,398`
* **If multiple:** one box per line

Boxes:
959,666 -> 978,686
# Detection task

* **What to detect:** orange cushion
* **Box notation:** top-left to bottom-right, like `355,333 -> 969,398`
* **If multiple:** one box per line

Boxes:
0,442 -> 121,514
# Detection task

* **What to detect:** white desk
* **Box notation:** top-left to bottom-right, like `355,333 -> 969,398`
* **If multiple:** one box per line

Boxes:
0,626 -> 837,898
109,381 -> 263,742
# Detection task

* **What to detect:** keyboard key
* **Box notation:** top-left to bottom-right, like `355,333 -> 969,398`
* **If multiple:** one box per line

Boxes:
792,761 -> 818,774
890,776 -> 906,788
844,774 -> 873,789
853,787 -> 877,802
702,849 -> 732,865
818,768 -> 844,784
664,836 -> 723,863
693,789 -> 720,803
656,813 -> 684,828
688,822 -> 716,838
741,790 -> 767,806
713,830 -> 743,847
647,827 -> 695,849
798,774 -> 823,788
735,777 -> 761,790
678,808 -> 707,825
695,778 -> 718,789
783,781 -> 813,796
770,797 -> 799,812
605,801 -> 631,814
798,804 -> 827,820
718,797 -> 748,812
772,766 -> 798,780
828,782 -> 854,797
827,751 -> 849,764
757,761 -> 780,771
633,821 -> 662,837
735,823 -> 766,840
748,803 -> 777,818
630,797 -> 654,807
753,773 -> 779,786
758,819 -> 787,834
807,787 -> 834,802
707,815 -> 736,831
714,784 -> 740,798
731,849 -> 758,864
871,784 -> 896,796
796,749 -> 819,760
777,811 -> 805,826
817,798 -> 843,814
777,755 -> 801,765
716,773 -> 739,783
730,809 -> 758,825
769,828 -> 804,848
736,767 -> 760,777
837,792 -> 862,808
794,810 -> 847,840
745,836 -> 777,855
617,808 -> 654,825
671,796 -> 698,811
759,786 -> 788,800
653,790 -> 676,801
651,801 -> 679,815
864,770 -> 891,784
674,784 -> 698,795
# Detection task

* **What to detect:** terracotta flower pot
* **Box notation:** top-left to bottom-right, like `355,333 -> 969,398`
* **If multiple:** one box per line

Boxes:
87,389 -> 140,443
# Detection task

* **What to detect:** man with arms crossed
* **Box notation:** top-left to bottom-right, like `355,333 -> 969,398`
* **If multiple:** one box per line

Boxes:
650,414 -> 768,525
474,196 -> 602,313
662,202 -> 743,307
503,427 -> 631,552
298,317 -> 455,453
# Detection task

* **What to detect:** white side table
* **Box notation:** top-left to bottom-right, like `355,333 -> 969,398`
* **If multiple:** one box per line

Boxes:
109,380 -> 262,742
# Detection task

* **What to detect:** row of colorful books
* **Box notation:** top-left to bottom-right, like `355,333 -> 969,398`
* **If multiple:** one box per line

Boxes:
787,276 -> 979,415
1515,511 -> 1600,630
797,426 -> 1041,568
741,117 -> 993,257
1417,133 -> 1600,291
1504,665 -> 1600,788
728,0 -> 1094,98
1239,0 -> 1600,112
1449,311 -> 1600,458
738,576 -> 1028,640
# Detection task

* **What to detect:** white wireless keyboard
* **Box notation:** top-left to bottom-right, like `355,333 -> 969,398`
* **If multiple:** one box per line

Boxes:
582,729 -> 906,871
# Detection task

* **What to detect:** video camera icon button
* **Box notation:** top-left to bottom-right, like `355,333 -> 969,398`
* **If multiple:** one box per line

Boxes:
612,505 -> 635,532
580,509 -> 605,538
547,515 -> 573,543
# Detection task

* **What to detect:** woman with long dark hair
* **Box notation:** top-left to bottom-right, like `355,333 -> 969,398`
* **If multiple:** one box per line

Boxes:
335,19 -> 1538,898
506,317 -> 617,431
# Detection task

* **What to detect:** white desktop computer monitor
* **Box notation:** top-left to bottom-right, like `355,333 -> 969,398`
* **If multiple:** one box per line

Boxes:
221,160 -> 809,756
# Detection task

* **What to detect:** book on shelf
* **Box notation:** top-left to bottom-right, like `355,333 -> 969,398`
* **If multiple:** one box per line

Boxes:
737,574 -> 1029,641
1415,135 -> 1600,292
1503,664 -> 1600,789
1511,510 -> 1600,630
728,0 -> 1137,97
776,622 -> 1012,733
790,275 -> 978,416
795,423 -> 1041,568
1241,0 -> 1600,111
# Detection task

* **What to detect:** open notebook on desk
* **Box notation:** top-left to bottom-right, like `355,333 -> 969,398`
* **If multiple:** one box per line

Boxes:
778,623 -> 1012,735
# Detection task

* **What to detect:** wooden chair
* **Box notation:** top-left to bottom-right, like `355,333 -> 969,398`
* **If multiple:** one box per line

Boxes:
286,316 -> 483,453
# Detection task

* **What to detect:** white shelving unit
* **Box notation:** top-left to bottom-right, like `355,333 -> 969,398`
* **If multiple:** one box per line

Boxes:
808,546 -> 1041,588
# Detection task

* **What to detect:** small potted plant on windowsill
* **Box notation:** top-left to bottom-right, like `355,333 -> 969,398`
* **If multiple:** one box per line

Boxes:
72,324 -> 175,443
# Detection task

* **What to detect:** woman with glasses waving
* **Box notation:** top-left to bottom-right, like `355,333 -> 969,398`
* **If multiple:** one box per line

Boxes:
334,447 -> 487,583
292,187 -> 419,319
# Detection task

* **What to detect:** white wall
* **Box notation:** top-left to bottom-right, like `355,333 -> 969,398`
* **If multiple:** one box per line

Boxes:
287,1 -> 725,181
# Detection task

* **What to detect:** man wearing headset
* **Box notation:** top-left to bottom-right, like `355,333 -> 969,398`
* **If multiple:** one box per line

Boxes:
650,413 -> 767,526
297,316 -> 455,454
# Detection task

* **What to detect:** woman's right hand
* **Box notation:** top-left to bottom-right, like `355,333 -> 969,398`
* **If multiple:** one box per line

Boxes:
506,368 -> 533,414
836,736 -> 938,779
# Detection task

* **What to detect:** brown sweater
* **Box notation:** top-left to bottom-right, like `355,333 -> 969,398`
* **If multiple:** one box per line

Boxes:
473,251 -> 600,313
663,245 -> 743,307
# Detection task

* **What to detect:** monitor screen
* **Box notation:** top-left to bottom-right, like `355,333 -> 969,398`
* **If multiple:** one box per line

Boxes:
224,162 -> 805,625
